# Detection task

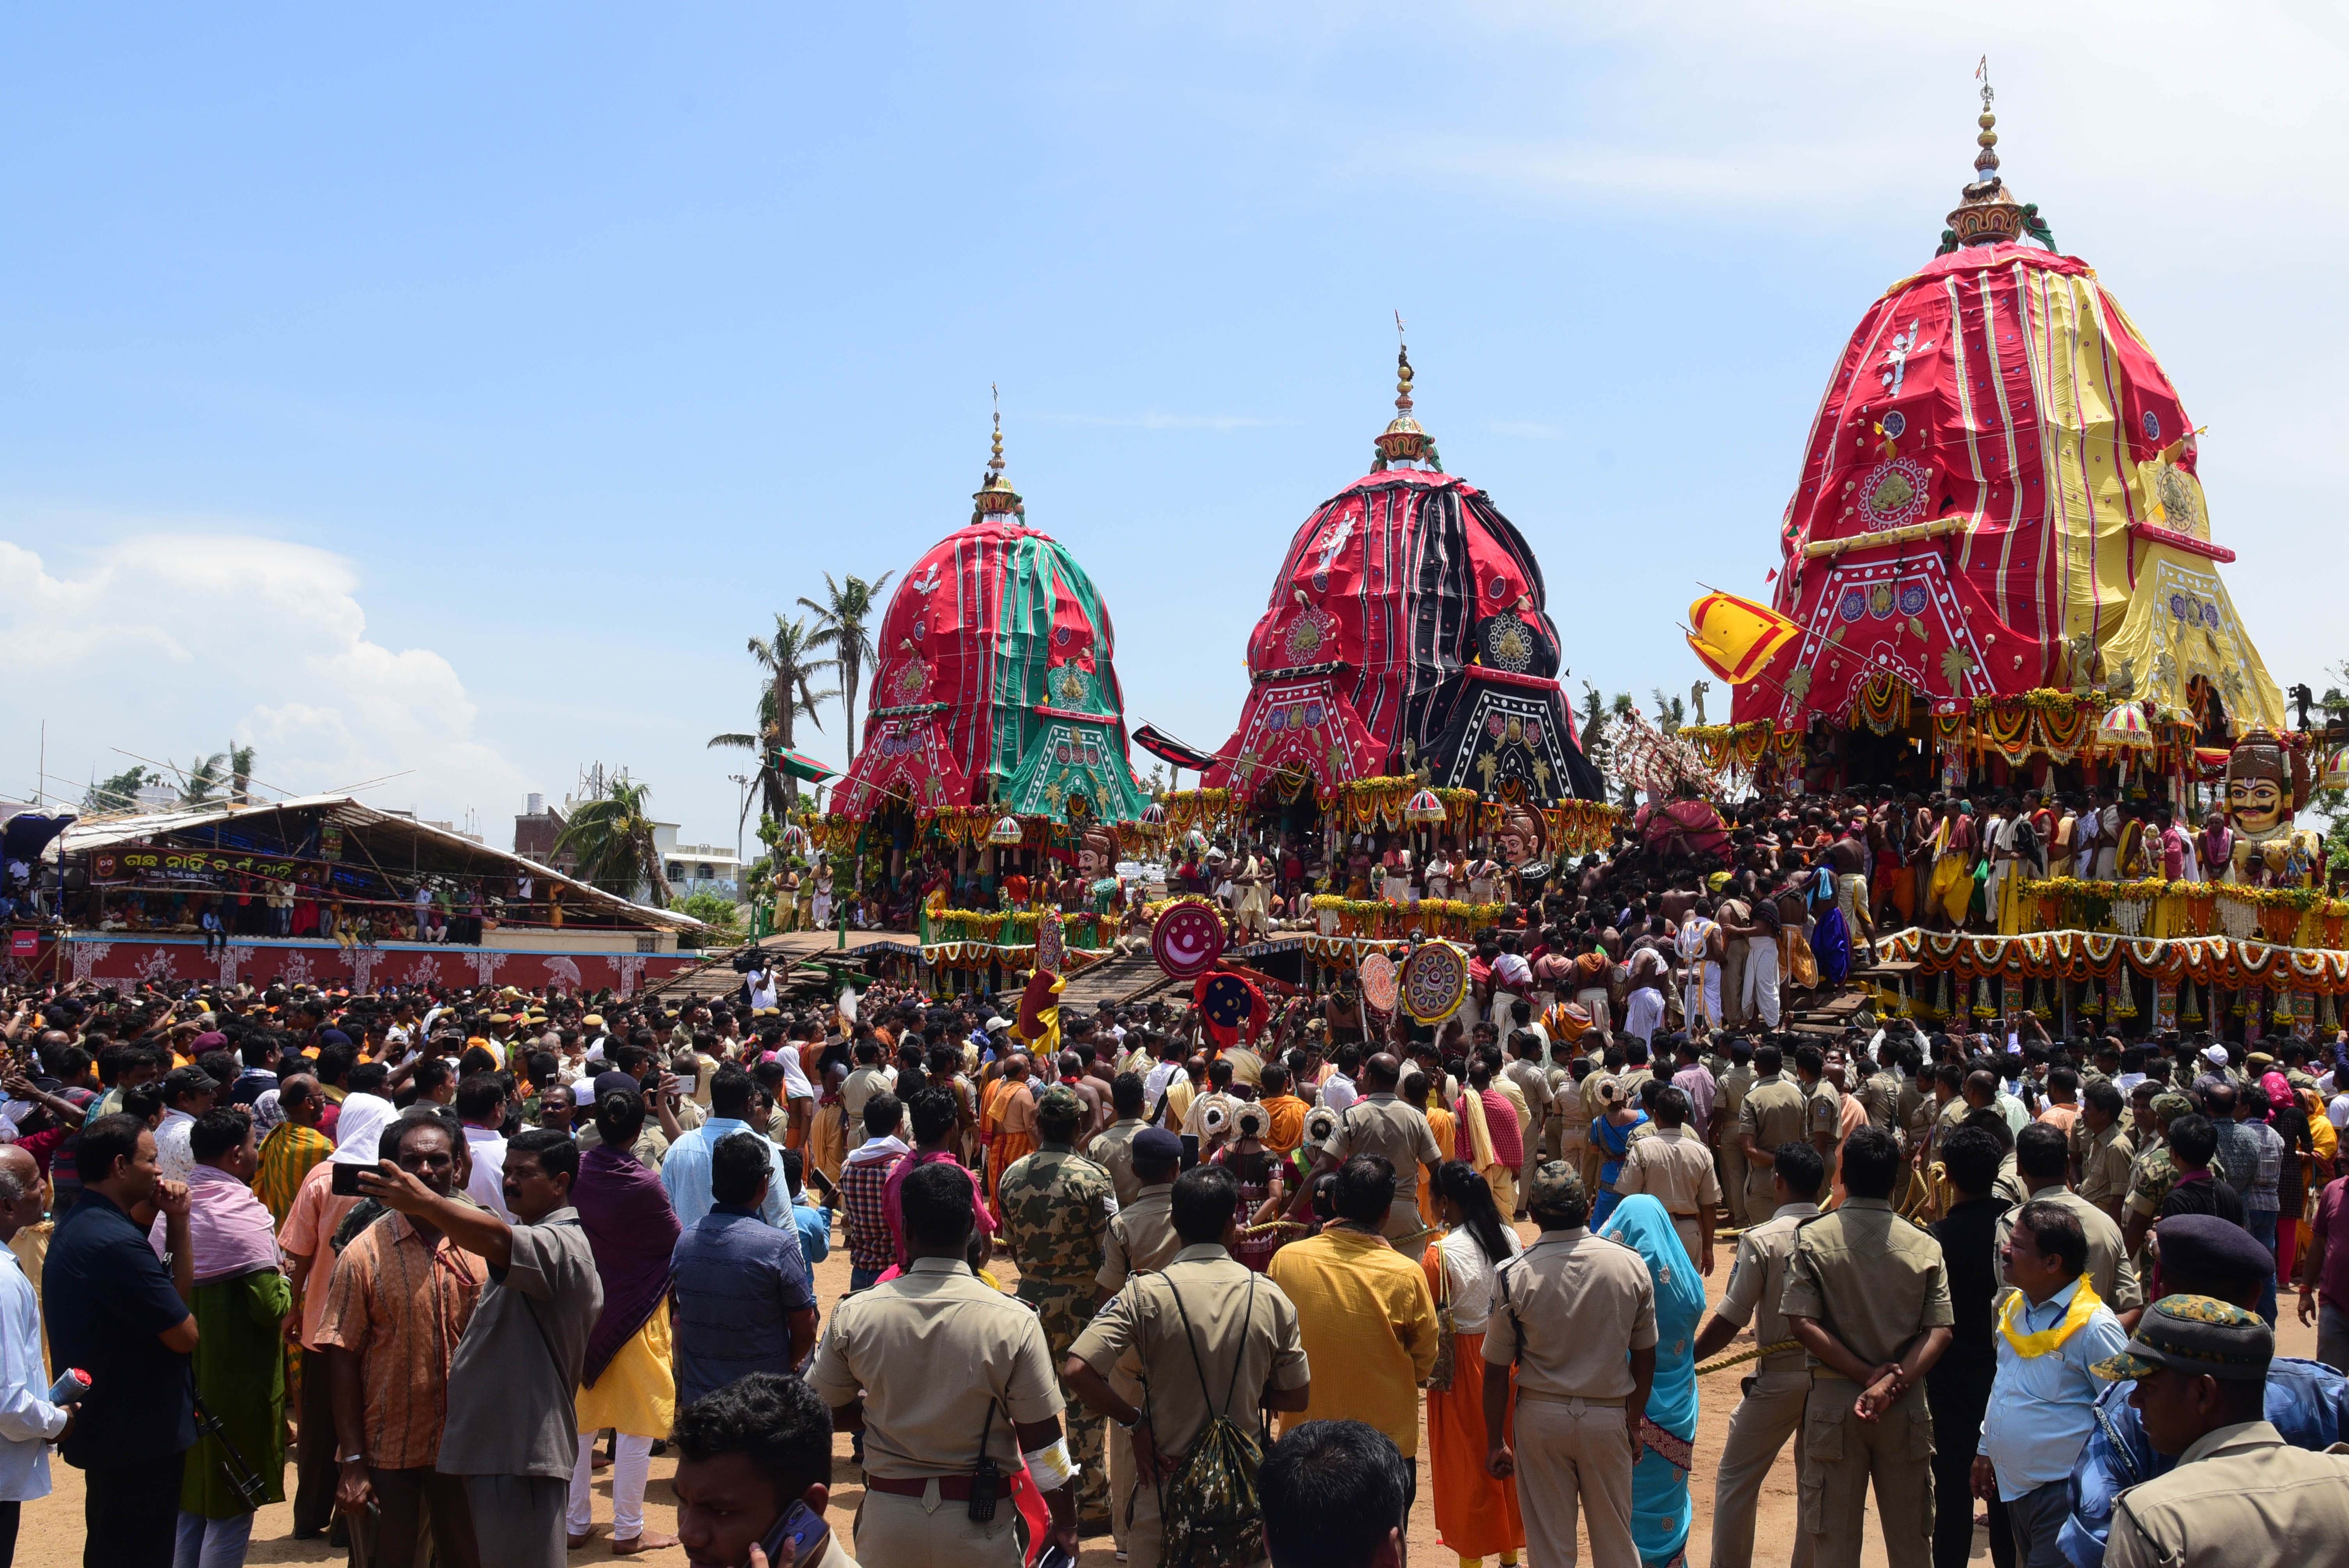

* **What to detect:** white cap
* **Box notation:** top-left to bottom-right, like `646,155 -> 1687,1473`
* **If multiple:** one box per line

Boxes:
2204,1044 -> 2230,1065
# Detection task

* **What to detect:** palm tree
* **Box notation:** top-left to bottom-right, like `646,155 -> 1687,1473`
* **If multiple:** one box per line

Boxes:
554,777 -> 673,905
798,571 -> 894,757
709,615 -> 837,826
176,753 -> 230,806
84,766 -> 157,814
228,742 -> 257,805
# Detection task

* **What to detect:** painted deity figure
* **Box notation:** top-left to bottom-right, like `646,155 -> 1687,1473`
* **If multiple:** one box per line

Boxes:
1077,823 -> 1121,916
2221,728 -> 2321,886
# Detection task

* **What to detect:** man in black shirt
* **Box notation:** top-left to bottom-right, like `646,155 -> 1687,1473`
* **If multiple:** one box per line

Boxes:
44,1113 -> 199,1568
2155,1114 -> 2246,1226
1927,1126 -> 2014,1568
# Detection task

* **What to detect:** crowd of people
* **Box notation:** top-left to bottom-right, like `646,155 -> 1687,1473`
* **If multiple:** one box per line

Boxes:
0,768 -> 2345,1568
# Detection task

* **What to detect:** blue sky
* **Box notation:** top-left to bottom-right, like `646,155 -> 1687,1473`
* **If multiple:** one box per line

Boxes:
5,2 -> 2344,847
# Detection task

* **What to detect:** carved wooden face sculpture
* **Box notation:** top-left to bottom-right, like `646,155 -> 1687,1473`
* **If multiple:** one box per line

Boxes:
1077,824 -> 1118,880
1497,805 -> 1545,870
2223,731 -> 2301,837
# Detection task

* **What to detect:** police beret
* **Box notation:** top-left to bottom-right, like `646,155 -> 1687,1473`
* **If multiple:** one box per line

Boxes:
1134,1128 -> 1184,1164
2154,1213 -> 2277,1292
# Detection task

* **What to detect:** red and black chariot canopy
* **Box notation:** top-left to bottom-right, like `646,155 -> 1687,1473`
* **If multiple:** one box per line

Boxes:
1189,347 -> 1603,808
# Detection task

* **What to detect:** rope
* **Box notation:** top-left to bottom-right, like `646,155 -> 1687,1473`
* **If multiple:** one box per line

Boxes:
1693,1338 -> 1798,1377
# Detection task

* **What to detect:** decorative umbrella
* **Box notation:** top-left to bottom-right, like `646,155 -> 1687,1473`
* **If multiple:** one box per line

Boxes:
1141,801 -> 1166,829
1404,788 -> 1447,824
2095,703 -> 2154,751
2097,702 -> 2153,786
988,813 -> 1025,846
2322,748 -> 2349,793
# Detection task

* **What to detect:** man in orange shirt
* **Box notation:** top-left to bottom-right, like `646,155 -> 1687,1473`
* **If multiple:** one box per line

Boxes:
1257,1063 -> 1307,1156
986,1056 -> 1040,1219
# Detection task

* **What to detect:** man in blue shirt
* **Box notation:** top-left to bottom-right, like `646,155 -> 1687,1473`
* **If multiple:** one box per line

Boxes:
2060,1213 -> 2349,1566
661,1067 -> 793,1231
45,1114 -> 201,1568
672,1131 -> 819,1406
1976,1200 -> 2128,1566
779,1149 -> 831,1267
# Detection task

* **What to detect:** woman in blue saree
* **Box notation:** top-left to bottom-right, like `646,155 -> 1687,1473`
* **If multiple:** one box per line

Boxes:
1590,1092 -> 1649,1229
1600,1194 -> 1704,1567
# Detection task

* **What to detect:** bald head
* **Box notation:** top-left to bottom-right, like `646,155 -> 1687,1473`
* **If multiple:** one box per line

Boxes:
278,1074 -> 323,1126
0,1146 -> 40,1237
1363,1053 -> 1402,1091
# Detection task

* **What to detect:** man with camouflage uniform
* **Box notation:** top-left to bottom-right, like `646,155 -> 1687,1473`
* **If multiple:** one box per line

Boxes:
996,1085 -> 1119,1531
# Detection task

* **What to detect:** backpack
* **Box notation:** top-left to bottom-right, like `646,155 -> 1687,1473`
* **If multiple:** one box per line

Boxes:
1151,1272 -> 1267,1568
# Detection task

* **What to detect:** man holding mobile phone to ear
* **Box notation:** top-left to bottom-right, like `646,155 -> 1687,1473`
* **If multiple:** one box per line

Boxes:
672,1372 -> 853,1567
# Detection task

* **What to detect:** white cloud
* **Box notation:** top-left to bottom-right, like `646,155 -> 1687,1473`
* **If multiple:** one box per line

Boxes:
0,529 -> 528,817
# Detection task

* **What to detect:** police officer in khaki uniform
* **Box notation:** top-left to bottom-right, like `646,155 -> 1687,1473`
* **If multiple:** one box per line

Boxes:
2073,1080 -> 2135,1222
1611,1084 -> 1721,1274
1089,1127 -> 1184,1563
1777,1126 -> 1954,1568
2095,1295 -> 2349,1567
1794,1043 -> 1844,1188
809,1162 -> 1082,1567
1482,1162 -> 1656,1568
1698,1141 -> 1825,1568
1086,1073 -> 1151,1208
1292,1052 -> 1441,1241
1097,1128 -> 1183,1296
1737,1043 -> 1810,1220
1715,1040 -> 1757,1228
1065,1163 -> 1312,1568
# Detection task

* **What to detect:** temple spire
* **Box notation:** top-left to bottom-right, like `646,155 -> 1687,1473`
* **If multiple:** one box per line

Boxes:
1373,312 -> 1440,470
973,383 -> 1025,519
1939,59 -> 2052,254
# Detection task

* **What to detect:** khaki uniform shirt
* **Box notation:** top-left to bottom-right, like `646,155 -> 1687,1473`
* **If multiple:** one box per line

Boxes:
2104,1420 -> 2349,1568
1713,1201 -> 1821,1375
1086,1118 -> 1149,1209
1738,1074 -> 1809,1160
1483,1227 -> 1657,1400
1716,1063 -> 1756,1133
1777,1197 -> 1954,1370
1324,1094 -> 1442,1207
1804,1080 -> 1844,1146
1859,1071 -> 1902,1132
1098,1184 -> 1181,1294
807,1257 -> 1063,1479
842,1066 -> 892,1149
1993,1185 -> 2146,1313
1503,1060 -> 1554,1119
1073,1245 -> 1310,1456
2076,1121 -> 2137,1212
1613,1126 -> 1723,1218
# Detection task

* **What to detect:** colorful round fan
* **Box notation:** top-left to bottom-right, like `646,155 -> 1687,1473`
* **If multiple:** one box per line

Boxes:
1357,951 -> 1397,1014
1399,941 -> 1470,1024
1035,909 -> 1066,976
1152,901 -> 1224,979
1199,973 -> 1256,1032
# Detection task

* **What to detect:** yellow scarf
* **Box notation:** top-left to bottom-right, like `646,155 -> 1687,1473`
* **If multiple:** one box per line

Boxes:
1998,1276 -> 2103,1358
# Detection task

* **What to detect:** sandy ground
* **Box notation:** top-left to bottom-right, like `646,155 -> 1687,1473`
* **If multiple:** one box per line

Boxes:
14,1212 -> 2322,1567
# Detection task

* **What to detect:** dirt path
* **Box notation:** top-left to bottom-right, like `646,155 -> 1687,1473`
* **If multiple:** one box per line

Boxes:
18,1216 -> 2321,1566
